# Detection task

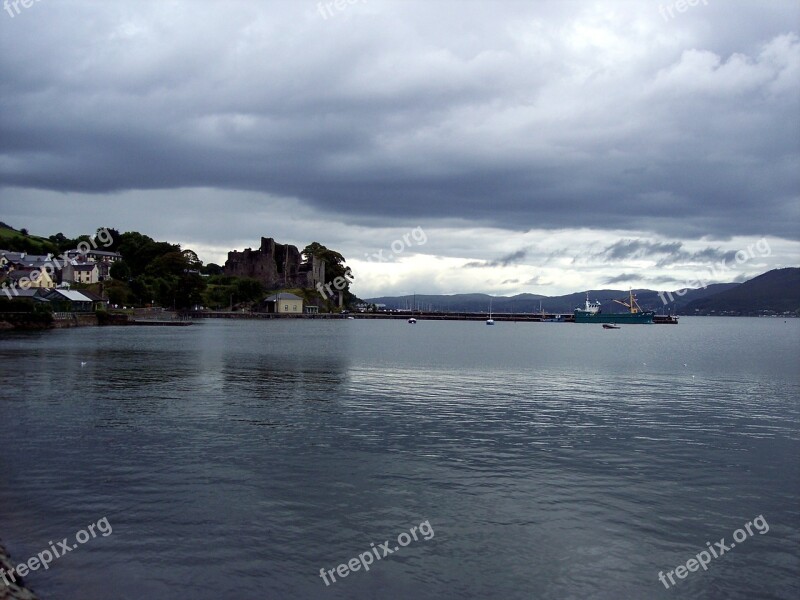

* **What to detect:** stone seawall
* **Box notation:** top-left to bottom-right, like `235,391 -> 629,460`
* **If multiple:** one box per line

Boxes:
52,314 -> 98,328
0,541 -> 40,600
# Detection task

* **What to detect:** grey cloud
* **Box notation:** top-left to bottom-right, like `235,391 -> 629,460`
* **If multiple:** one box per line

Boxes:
525,275 -> 548,286
0,0 -> 797,241
592,240 -> 684,262
604,273 -> 639,284
655,248 -> 739,267
464,248 -> 530,268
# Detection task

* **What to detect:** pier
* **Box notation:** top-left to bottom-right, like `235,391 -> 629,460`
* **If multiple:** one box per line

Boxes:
188,311 -> 678,323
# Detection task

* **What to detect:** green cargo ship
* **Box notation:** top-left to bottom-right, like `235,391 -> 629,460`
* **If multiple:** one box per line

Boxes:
574,291 -> 655,324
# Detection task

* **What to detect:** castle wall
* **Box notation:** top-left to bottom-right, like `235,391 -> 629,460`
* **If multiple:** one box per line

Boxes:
224,237 -> 325,290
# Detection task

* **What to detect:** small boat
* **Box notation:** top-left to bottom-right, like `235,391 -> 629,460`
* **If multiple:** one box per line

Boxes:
486,298 -> 495,325
602,323 -> 620,329
407,318 -> 417,324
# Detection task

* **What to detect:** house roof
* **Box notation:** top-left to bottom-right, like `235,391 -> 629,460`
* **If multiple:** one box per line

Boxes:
79,290 -> 106,302
265,293 -> 303,301
46,290 -> 93,302
4,288 -> 50,301
72,263 -> 97,271
7,269 -> 49,281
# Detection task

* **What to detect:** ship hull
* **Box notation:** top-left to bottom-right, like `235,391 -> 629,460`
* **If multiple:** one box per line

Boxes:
574,310 -> 654,324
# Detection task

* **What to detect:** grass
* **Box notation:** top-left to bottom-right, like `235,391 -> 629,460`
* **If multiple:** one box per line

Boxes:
0,225 -> 58,254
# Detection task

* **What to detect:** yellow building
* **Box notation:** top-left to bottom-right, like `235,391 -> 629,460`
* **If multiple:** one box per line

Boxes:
7,268 -> 55,289
265,293 -> 303,314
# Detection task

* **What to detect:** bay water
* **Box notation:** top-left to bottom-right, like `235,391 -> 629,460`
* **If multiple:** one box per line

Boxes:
1,317 -> 798,599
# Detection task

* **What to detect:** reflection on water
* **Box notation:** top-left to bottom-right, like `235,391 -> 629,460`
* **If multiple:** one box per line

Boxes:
0,318 -> 798,599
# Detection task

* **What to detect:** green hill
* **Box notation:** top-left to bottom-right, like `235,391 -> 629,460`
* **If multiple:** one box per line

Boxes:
366,269 -> 799,316
0,223 -> 58,255
682,268 -> 800,315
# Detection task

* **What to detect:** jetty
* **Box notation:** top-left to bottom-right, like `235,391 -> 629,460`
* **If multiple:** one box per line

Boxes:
189,310 -> 678,323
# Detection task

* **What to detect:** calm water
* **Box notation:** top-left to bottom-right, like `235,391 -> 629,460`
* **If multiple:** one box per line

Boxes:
1,318 -> 799,599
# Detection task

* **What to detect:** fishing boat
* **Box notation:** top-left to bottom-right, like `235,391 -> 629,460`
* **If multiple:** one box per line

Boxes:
602,323 -> 620,329
574,291 -> 654,324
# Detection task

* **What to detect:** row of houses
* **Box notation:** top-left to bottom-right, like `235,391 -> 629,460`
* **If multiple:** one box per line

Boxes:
0,248 -> 122,289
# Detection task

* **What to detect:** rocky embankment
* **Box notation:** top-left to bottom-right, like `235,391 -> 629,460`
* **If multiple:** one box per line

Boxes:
0,541 -> 40,600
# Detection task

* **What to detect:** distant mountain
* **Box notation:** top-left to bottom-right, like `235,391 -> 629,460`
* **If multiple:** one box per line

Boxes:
366,287 -> 738,314
682,268 -> 800,315
366,268 -> 799,316
365,293 -> 547,313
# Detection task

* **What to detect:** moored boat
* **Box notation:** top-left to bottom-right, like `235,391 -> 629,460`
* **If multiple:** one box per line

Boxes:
574,291 -> 655,324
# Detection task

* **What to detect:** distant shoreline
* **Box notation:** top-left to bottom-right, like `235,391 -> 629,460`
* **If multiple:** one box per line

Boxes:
1,311 -> 795,332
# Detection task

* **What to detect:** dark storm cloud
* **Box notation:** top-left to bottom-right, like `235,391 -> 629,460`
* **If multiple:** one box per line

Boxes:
604,273 -> 639,284
0,0 -> 798,241
524,275 -> 550,287
592,239 -> 742,267
465,247 -> 529,268
595,240 -> 684,261
654,247 -> 739,267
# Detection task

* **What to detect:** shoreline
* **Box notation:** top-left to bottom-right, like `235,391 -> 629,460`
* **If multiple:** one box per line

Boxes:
0,541 -> 40,600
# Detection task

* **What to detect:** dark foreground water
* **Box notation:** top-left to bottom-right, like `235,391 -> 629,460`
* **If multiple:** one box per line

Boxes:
1,317 -> 799,599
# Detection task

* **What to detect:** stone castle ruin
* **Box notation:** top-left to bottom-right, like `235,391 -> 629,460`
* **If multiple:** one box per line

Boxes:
224,237 -> 325,290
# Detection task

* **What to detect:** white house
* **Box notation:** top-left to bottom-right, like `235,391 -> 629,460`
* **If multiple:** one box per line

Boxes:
62,261 -> 99,285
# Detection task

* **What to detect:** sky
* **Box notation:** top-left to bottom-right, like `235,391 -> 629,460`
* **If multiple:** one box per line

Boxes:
1,0 -> 798,298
